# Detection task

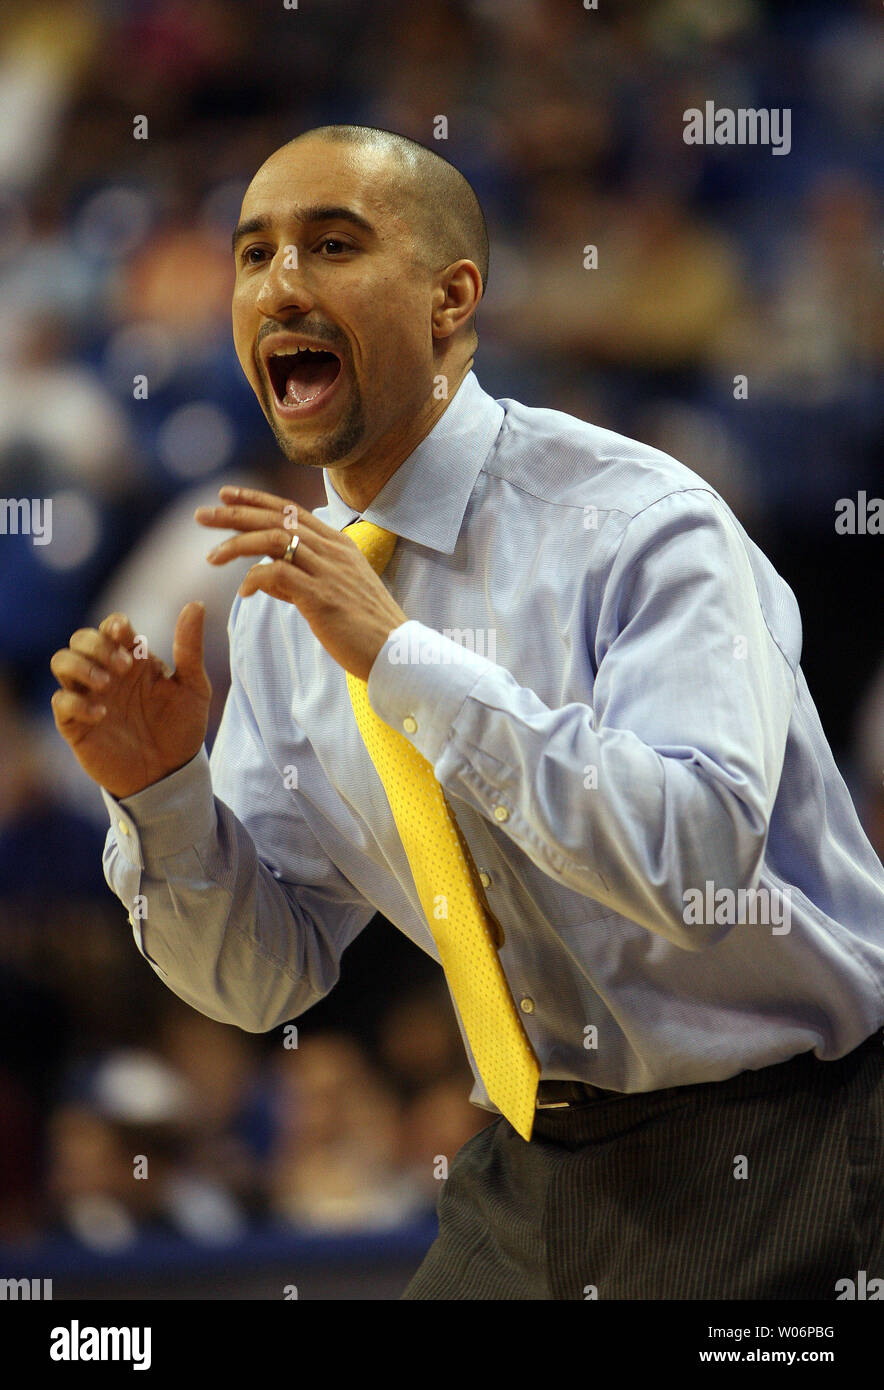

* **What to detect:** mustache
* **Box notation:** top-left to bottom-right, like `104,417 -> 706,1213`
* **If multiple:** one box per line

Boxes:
255,320 -> 347,356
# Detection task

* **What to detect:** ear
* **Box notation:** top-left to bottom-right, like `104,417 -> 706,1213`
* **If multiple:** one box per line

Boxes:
431,260 -> 483,340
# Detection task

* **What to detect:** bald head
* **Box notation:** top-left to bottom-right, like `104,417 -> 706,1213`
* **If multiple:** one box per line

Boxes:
288,125 -> 489,303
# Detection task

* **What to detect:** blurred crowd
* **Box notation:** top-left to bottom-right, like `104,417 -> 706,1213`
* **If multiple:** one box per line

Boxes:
0,0 -> 881,1253
1,954 -> 486,1246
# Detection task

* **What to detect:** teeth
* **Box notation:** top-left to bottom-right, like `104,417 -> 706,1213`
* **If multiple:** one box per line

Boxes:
271,345 -> 325,357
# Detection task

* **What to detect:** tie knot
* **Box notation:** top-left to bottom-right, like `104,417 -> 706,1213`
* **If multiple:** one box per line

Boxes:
345,519 -> 398,576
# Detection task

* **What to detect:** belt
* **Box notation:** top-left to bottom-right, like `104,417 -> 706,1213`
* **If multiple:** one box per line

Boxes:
535,1029 -> 884,1112
535,1079 -> 613,1109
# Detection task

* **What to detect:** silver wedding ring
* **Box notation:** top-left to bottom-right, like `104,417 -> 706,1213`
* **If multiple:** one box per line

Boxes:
281,533 -> 300,564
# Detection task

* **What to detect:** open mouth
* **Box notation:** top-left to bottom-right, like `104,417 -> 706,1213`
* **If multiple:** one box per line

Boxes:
265,346 -> 343,412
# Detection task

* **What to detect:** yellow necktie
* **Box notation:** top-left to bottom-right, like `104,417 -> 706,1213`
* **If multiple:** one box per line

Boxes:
344,519 -> 541,1141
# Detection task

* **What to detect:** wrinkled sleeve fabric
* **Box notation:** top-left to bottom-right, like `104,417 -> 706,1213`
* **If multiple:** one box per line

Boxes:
101,600 -> 376,1031
367,488 -> 799,949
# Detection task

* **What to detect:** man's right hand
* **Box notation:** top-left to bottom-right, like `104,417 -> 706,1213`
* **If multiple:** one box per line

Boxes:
50,602 -> 212,800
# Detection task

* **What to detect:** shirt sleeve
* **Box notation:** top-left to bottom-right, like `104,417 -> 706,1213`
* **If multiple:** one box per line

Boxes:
101,600 -> 376,1032
366,487 -> 800,949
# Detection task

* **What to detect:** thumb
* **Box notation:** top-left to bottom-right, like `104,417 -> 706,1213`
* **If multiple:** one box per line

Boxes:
173,600 -> 209,688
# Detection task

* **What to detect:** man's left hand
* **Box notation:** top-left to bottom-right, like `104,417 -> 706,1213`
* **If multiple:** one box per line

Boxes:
195,485 -> 408,682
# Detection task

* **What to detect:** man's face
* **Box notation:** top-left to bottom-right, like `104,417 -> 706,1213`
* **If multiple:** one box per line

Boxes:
232,138 -> 435,470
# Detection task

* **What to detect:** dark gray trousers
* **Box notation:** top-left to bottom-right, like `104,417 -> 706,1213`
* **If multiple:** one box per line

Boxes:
402,1028 -> 884,1299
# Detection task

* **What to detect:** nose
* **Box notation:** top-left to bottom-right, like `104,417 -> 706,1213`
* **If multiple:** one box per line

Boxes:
255,246 -> 314,318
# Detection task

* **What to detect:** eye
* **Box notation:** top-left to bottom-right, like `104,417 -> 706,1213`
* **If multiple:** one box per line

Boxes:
240,245 -> 269,266
317,237 -> 352,256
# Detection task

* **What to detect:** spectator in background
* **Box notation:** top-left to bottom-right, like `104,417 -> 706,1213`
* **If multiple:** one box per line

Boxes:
157,1005 -> 273,1219
268,1034 -> 425,1231
376,983 -> 490,1207
495,179 -> 744,374
755,170 -> 884,399
45,1049 -> 249,1250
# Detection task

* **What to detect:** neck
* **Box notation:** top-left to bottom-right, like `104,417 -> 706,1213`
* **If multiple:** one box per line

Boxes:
328,358 -> 472,513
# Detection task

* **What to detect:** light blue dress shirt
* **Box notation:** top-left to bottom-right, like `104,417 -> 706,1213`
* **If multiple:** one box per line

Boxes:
101,370 -> 884,1110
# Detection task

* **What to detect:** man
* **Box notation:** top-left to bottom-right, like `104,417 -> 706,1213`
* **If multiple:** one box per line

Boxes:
51,126 -> 884,1300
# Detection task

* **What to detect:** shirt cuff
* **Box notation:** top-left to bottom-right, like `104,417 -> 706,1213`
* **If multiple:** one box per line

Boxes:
100,746 -> 216,874
366,619 -> 493,767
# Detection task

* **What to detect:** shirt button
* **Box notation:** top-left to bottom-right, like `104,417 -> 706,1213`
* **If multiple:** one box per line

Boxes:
118,821 -> 131,836
492,805 -> 509,822
403,715 -> 418,734
478,869 -> 492,888
520,996 -> 535,1014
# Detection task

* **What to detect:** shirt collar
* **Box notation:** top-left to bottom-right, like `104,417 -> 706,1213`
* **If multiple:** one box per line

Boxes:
317,370 -> 504,554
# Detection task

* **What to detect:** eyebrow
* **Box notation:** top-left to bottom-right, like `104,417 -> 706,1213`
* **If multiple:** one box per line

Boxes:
231,204 -> 376,253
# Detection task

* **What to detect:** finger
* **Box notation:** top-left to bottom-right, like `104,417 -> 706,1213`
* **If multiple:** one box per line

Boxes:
99,612 -> 140,650
51,688 -> 107,727
217,486 -> 330,537
238,560 -> 312,601
69,627 -> 135,676
195,503 -> 288,534
50,648 -> 113,693
172,601 -> 209,689
217,484 -> 298,514
207,528 -> 320,570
